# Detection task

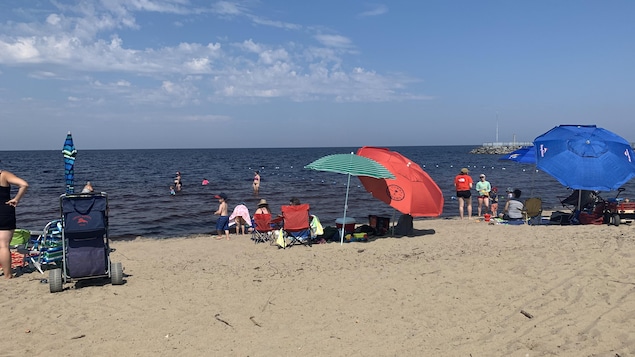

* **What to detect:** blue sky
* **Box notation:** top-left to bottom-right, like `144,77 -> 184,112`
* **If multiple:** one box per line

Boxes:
1,0 -> 634,150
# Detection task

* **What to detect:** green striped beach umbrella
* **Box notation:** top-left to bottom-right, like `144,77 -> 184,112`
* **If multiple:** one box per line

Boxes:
305,153 -> 395,245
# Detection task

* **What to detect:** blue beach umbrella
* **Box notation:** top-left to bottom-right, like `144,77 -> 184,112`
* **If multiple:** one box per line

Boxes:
62,131 -> 77,194
498,146 -> 536,164
534,125 -> 635,192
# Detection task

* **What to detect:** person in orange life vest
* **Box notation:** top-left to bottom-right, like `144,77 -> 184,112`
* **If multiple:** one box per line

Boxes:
454,167 -> 474,219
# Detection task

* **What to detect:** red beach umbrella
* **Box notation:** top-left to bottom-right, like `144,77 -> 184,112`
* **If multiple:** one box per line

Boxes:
356,146 -> 444,217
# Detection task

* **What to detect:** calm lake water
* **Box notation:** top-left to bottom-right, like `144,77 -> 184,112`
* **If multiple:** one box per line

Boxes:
2,146 -> 633,238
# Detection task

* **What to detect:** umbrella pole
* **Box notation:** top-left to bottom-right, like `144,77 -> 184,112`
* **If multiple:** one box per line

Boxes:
390,210 -> 396,237
340,173 -> 352,245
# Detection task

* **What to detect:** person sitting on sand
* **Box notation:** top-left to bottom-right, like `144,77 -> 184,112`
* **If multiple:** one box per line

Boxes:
501,189 -> 523,220
213,193 -> 230,240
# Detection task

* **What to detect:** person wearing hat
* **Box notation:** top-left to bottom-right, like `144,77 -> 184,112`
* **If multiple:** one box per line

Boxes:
213,193 -> 230,240
254,198 -> 271,215
475,173 -> 492,217
454,168 -> 473,219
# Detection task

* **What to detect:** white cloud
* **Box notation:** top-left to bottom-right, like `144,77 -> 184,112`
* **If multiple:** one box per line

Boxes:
0,0 -> 427,109
46,14 -> 62,26
211,1 -> 247,16
184,57 -> 211,73
314,34 -> 353,49
180,114 -> 231,122
358,4 -> 388,17
0,37 -> 41,63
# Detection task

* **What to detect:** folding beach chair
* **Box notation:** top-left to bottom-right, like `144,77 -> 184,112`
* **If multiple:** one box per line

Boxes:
559,190 -> 599,212
20,219 -> 64,274
522,197 -> 543,225
251,213 -> 275,244
281,204 -> 312,247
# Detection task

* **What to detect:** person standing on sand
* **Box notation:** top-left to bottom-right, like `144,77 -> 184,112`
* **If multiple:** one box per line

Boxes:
489,187 -> 500,217
454,168 -> 473,219
252,171 -> 260,195
213,193 -> 230,240
475,174 -> 491,216
0,169 -> 29,280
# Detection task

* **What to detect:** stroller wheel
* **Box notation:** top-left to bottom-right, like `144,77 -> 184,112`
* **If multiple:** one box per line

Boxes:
111,262 -> 124,285
49,268 -> 63,293
611,214 -> 621,226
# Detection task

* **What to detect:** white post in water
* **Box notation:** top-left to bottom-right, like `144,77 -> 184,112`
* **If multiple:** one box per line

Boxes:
496,112 -> 499,143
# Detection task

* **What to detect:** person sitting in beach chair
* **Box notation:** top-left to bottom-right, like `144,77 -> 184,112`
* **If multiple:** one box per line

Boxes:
251,213 -> 275,244
281,203 -> 312,247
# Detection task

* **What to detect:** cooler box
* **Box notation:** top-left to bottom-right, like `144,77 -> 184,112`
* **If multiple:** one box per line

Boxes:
335,217 -> 356,233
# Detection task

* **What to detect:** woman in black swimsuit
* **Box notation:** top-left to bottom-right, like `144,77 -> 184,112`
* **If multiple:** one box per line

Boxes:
0,169 -> 29,279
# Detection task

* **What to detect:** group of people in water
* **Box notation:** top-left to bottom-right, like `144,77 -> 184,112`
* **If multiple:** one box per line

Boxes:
454,167 -> 524,221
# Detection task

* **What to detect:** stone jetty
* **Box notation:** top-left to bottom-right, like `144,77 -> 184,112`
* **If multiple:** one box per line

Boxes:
470,145 -> 525,155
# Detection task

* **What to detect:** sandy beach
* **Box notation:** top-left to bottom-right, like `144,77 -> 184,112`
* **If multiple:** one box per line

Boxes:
2,217 -> 635,356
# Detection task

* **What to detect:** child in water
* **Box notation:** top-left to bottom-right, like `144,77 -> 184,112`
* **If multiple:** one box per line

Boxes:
170,185 -> 176,195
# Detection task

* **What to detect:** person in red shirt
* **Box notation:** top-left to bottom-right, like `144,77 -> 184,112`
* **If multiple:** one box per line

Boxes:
454,168 -> 473,219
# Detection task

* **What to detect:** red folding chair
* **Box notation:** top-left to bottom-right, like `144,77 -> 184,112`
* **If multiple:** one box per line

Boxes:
251,213 -> 275,244
281,204 -> 312,247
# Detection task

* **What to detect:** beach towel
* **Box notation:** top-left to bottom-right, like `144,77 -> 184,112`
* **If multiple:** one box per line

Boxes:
228,204 -> 252,227
310,215 -> 324,237
275,229 -> 287,248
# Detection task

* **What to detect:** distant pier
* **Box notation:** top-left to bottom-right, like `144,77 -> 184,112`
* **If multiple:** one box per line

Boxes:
470,142 -> 533,155
472,141 -> 635,154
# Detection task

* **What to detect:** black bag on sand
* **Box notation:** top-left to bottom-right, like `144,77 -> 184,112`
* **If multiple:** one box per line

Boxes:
319,226 -> 339,241
394,214 -> 414,237
355,224 -> 376,236
550,211 -> 571,225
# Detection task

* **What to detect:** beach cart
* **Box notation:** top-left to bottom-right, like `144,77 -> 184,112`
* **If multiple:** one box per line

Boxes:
597,188 -> 635,226
48,192 -> 124,293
